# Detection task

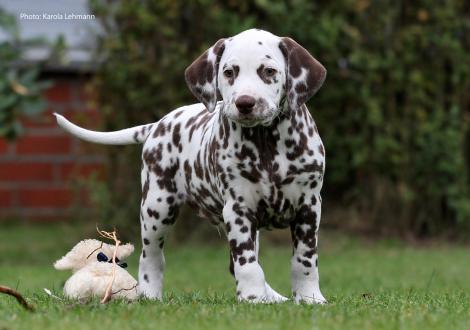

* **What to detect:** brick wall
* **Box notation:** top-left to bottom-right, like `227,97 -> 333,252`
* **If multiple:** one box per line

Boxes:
0,76 -> 106,221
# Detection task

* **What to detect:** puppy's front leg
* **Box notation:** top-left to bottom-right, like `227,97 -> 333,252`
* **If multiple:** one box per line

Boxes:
223,202 -> 269,303
290,194 -> 327,304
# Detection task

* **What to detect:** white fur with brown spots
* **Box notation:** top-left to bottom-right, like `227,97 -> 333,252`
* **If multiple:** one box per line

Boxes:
55,29 -> 327,304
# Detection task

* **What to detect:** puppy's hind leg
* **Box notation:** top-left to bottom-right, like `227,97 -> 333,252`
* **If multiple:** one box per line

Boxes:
138,168 -> 180,300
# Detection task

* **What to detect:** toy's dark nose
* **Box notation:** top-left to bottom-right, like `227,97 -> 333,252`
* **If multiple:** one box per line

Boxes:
97,252 -> 108,262
235,95 -> 256,114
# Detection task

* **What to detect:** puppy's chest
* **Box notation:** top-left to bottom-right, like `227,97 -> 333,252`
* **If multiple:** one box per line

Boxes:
217,129 -> 325,191
216,140 -> 324,228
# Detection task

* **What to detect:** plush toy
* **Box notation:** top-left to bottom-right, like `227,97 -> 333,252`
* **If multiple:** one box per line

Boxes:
54,239 -> 138,300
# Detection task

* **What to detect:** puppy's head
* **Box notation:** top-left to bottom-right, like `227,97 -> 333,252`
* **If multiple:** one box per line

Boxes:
185,29 -> 326,127
54,239 -> 134,273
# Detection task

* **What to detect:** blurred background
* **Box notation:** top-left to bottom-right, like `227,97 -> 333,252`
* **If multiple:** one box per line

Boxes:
1,0 -> 470,242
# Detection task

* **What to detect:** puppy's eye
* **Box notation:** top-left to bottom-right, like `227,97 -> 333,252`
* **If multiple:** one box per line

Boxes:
224,69 -> 234,78
264,68 -> 277,76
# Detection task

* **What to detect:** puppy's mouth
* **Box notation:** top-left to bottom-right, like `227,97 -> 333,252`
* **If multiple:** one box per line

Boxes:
235,116 -> 264,127
226,106 -> 278,127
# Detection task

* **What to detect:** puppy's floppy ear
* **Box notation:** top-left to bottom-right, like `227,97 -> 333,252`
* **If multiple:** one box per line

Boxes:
279,37 -> 326,111
185,39 -> 226,112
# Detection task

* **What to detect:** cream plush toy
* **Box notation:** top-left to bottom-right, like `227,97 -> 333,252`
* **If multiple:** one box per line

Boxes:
54,239 -> 138,300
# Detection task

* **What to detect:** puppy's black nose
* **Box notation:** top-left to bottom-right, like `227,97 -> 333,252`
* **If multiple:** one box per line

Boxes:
235,95 -> 256,114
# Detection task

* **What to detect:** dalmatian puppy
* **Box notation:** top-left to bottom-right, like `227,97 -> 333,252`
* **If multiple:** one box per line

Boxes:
54,29 -> 327,304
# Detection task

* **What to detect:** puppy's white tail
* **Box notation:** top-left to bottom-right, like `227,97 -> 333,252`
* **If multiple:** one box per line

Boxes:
54,113 -> 154,145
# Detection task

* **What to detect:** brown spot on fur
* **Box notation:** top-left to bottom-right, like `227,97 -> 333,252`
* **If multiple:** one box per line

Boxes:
172,123 -> 181,147
229,239 -> 255,259
147,208 -> 159,219
225,65 -> 239,86
153,123 -> 166,138
174,110 -> 184,118
142,172 -> 150,204
302,260 -> 312,268
256,64 -> 274,85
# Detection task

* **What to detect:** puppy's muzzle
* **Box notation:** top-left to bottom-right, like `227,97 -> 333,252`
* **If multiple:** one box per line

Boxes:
235,95 -> 256,115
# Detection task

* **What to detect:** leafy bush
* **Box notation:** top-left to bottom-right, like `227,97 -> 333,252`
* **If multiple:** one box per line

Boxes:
88,0 -> 470,238
0,8 -> 50,140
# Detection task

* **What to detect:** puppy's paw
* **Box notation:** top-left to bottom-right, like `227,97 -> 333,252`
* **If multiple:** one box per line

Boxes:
237,287 -> 287,304
265,283 -> 288,303
292,291 -> 328,304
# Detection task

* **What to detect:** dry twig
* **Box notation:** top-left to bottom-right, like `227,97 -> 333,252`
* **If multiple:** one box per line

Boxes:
96,226 -> 121,304
0,285 -> 34,312
86,241 -> 104,260
112,283 -> 138,296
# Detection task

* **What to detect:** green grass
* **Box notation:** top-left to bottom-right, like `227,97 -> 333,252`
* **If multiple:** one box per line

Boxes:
0,223 -> 469,330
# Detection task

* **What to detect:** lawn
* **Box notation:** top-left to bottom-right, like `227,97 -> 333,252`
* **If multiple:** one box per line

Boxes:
0,223 -> 469,330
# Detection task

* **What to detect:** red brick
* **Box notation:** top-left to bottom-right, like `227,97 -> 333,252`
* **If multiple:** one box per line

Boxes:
0,189 -> 13,207
0,162 -> 54,182
19,187 -> 73,208
44,82 -> 71,103
0,208 -> 70,222
75,142 -> 108,157
0,139 -> 9,154
77,81 -> 97,103
60,163 -> 106,181
24,214 -> 70,222
16,135 -> 71,155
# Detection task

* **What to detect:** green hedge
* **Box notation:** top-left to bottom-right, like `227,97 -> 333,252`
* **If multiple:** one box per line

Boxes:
88,0 -> 470,238
0,9 -> 49,140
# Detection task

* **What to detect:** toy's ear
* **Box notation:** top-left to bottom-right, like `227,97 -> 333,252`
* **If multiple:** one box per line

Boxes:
116,243 -> 134,260
185,39 -> 226,112
54,255 -> 74,271
279,37 -> 326,111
